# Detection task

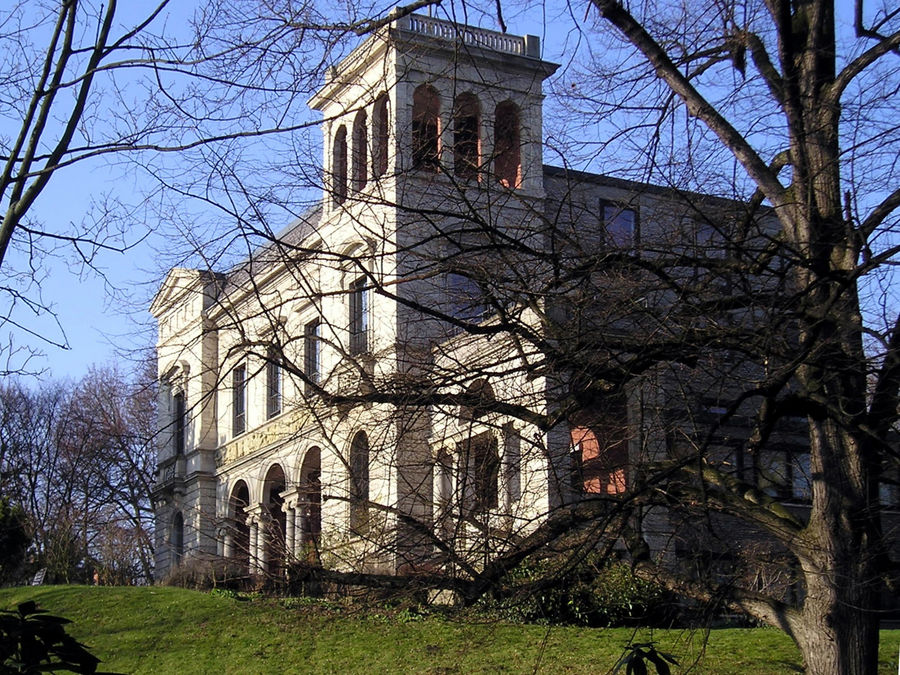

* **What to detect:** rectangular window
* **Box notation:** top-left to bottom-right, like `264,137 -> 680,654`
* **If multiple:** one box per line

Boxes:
472,436 -> 500,514
232,364 -> 246,436
349,278 -> 369,355
790,452 -> 811,502
459,433 -> 499,515
601,200 -> 637,248
756,449 -> 811,502
304,319 -> 320,393
173,391 -> 186,455
880,479 -> 899,510
266,348 -> 281,419
447,272 -> 486,323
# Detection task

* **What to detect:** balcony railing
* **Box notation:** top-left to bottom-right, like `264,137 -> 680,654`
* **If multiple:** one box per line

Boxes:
399,14 -> 539,58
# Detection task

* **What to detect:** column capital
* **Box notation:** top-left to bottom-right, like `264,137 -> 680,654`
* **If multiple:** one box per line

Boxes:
279,486 -> 303,510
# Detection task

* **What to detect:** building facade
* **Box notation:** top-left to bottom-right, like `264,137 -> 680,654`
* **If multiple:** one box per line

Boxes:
150,14 -> 820,583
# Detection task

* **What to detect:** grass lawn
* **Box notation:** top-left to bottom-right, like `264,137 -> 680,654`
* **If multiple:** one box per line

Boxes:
0,586 -> 897,674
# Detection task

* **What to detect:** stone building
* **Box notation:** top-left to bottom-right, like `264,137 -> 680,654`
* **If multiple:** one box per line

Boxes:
150,13 -> 822,583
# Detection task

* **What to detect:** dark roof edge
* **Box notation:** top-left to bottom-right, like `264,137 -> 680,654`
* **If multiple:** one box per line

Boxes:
542,164 -> 761,209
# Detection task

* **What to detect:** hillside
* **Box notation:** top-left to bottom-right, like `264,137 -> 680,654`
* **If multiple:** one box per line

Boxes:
0,586 -> 897,674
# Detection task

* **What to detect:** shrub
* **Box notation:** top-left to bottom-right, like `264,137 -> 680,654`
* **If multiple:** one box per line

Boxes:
0,601 -> 105,674
0,500 -> 30,586
486,554 -> 674,627
162,559 -> 249,591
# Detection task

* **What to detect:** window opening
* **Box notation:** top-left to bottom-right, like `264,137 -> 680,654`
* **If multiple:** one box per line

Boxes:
494,101 -> 521,188
232,364 -> 246,436
373,94 -> 389,178
173,391 -> 186,455
264,464 -> 286,575
453,93 -> 480,180
352,110 -> 367,192
266,347 -> 281,419
333,125 -> 348,205
447,272 -> 487,322
412,84 -> 440,171
463,434 -> 499,514
300,447 -> 322,562
349,277 -> 369,355
349,431 -> 370,533
304,319 -> 320,394
172,512 -> 184,566
229,481 -> 250,572
571,400 -> 629,495
601,201 -> 637,248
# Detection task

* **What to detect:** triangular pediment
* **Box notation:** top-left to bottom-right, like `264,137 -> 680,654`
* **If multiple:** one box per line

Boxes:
150,268 -> 208,318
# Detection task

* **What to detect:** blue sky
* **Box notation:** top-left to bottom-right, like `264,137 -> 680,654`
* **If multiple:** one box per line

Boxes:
4,2 -> 579,382
4,1 -> 896,381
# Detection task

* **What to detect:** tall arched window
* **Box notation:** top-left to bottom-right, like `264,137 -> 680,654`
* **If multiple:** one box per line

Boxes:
453,93 -> 480,180
373,94 -> 389,178
494,101 -> 521,188
435,448 -> 454,539
173,390 -> 186,455
412,84 -> 440,171
570,398 -> 629,496
229,481 -> 250,572
299,447 -> 322,562
263,464 -> 286,574
352,110 -> 367,192
172,512 -> 184,566
332,125 -> 348,205
459,433 -> 499,515
349,431 -> 370,533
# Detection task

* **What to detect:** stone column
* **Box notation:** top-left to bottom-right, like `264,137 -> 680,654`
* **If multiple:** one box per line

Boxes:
247,504 -> 269,574
222,527 -> 233,560
280,487 -> 303,561
216,526 -> 227,558
285,506 -> 296,561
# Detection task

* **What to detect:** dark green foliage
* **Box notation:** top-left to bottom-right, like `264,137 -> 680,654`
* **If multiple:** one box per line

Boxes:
487,555 -> 673,627
0,500 -> 29,586
613,643 -> 679,675
0,601 -> 106,674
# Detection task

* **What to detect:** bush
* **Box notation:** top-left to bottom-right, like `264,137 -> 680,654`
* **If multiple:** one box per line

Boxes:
0,601 -> 104,674
161,559 -> 249,591
0,499 -> 30,586
486,554 -> 674,627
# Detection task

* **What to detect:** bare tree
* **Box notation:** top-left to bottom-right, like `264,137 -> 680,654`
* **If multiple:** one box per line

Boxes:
0,0 -> 438,374
0,363 -> 157,583
143,3 -> 898,674
558,2 -> 900,673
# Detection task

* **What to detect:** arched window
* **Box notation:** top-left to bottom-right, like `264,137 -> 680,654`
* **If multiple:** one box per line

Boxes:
263,464 -> 286,574
332,125 -> 348,205
173,390 -> 186,455
352,110 -> 367,192
570,399 -> 629,496
266,346 -> 281,419
494,101 -> 521,188
229,481 -> 250,571
373,94 -> 389,178
459,433 -> 499,514
435,448 -> 454,538
453,93 -> 480,179
232,364 -> 246,437
349,431 -> 370,533
299,447 -> 322,562
460,379 -> 495,421
412,84 -> 440,171
172,512 -> 184,566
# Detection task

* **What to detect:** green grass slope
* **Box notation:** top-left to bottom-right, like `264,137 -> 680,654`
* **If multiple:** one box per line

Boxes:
0,586 -> 896,674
